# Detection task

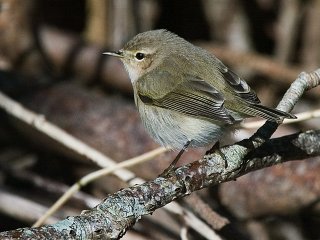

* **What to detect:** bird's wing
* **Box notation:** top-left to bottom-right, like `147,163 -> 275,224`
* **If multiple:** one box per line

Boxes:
214,59 -> 297,120
215,59 -> 261,104
137,72 -> 236,124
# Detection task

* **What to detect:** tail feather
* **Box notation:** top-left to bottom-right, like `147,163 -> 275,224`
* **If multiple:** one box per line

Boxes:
244,104 -> 296,121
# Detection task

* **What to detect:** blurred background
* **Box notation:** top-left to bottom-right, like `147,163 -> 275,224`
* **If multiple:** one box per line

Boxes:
0,0 -> 320,239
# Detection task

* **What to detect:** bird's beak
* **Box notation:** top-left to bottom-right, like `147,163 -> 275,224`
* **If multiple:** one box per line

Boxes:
103,50 -> 124,58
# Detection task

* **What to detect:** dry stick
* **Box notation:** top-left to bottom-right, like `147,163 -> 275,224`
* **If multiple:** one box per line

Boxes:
181,211 -> 222,240
301,0 -> 320,69
180,226 -> 188,240
9,169 -> 101,209
0,189 -> 60,225
184,194 -> 229,230
0,91 -> 129,172
275,0 -> 301,63
32,147 -> 167,227
0,91 -> 217,240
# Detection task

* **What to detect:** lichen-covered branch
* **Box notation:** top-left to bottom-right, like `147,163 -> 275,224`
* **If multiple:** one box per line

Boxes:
0,69 -> 319,239
0,129 -> 319,239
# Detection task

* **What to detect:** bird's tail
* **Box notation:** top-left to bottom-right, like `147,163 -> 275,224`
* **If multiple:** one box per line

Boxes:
241,103 -> 296,121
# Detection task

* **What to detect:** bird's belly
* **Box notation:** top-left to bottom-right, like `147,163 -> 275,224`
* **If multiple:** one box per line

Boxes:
138,104 -> 226,149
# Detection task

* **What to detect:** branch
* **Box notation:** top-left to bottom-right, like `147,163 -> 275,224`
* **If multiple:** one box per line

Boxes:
0,129 -> 319,239
0,90 -> 215,239
0,69 -> 319,239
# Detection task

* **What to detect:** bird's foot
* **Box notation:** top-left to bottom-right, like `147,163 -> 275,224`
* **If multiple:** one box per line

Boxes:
205,141 -> 220,155
206,142 -> 228,168
159,141 -> 191,178
159,163 -> 176,178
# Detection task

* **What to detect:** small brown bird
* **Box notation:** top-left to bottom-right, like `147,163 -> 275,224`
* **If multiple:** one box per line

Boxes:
104,29 -> 295,169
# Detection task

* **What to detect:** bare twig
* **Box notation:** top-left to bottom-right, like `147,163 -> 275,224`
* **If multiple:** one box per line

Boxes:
302,0 -> 320,69
84,0 -> 109,46
0,90 -> 217,239
275,0 -> 301,63
0,189 -> 60,225
180,226 -> 189,240
184,194 -> 229,230
0,91 -> 130,172
32,147 -> 167,227
182,210 -> 223,240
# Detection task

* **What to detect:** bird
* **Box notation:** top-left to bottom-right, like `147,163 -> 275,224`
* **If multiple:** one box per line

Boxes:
104,29 -> 295,172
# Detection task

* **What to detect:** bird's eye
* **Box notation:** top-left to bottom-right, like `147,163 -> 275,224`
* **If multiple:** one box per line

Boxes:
135,52 -> 145,60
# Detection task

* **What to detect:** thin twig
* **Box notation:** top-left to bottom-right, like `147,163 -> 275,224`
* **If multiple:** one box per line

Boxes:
0,90 -> 217,240
0,91 -> 123,170
180,226 -> 189,240
0,189 -> 60,225
275,0 -> 301,63
302,0 -> 320,69
32,147 -> 167,227
184,194 -> 229,230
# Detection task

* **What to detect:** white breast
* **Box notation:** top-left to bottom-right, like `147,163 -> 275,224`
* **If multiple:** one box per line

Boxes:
136,98 -> 226,150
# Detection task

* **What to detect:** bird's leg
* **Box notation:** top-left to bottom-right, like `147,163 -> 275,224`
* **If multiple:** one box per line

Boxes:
206,141 -> 228,168
160,140 -> 191,177
205,141 -> 220,155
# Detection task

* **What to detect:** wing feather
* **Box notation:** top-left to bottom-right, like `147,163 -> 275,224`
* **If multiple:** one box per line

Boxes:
138,76 -> 236,124
216,59 -> 261,104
